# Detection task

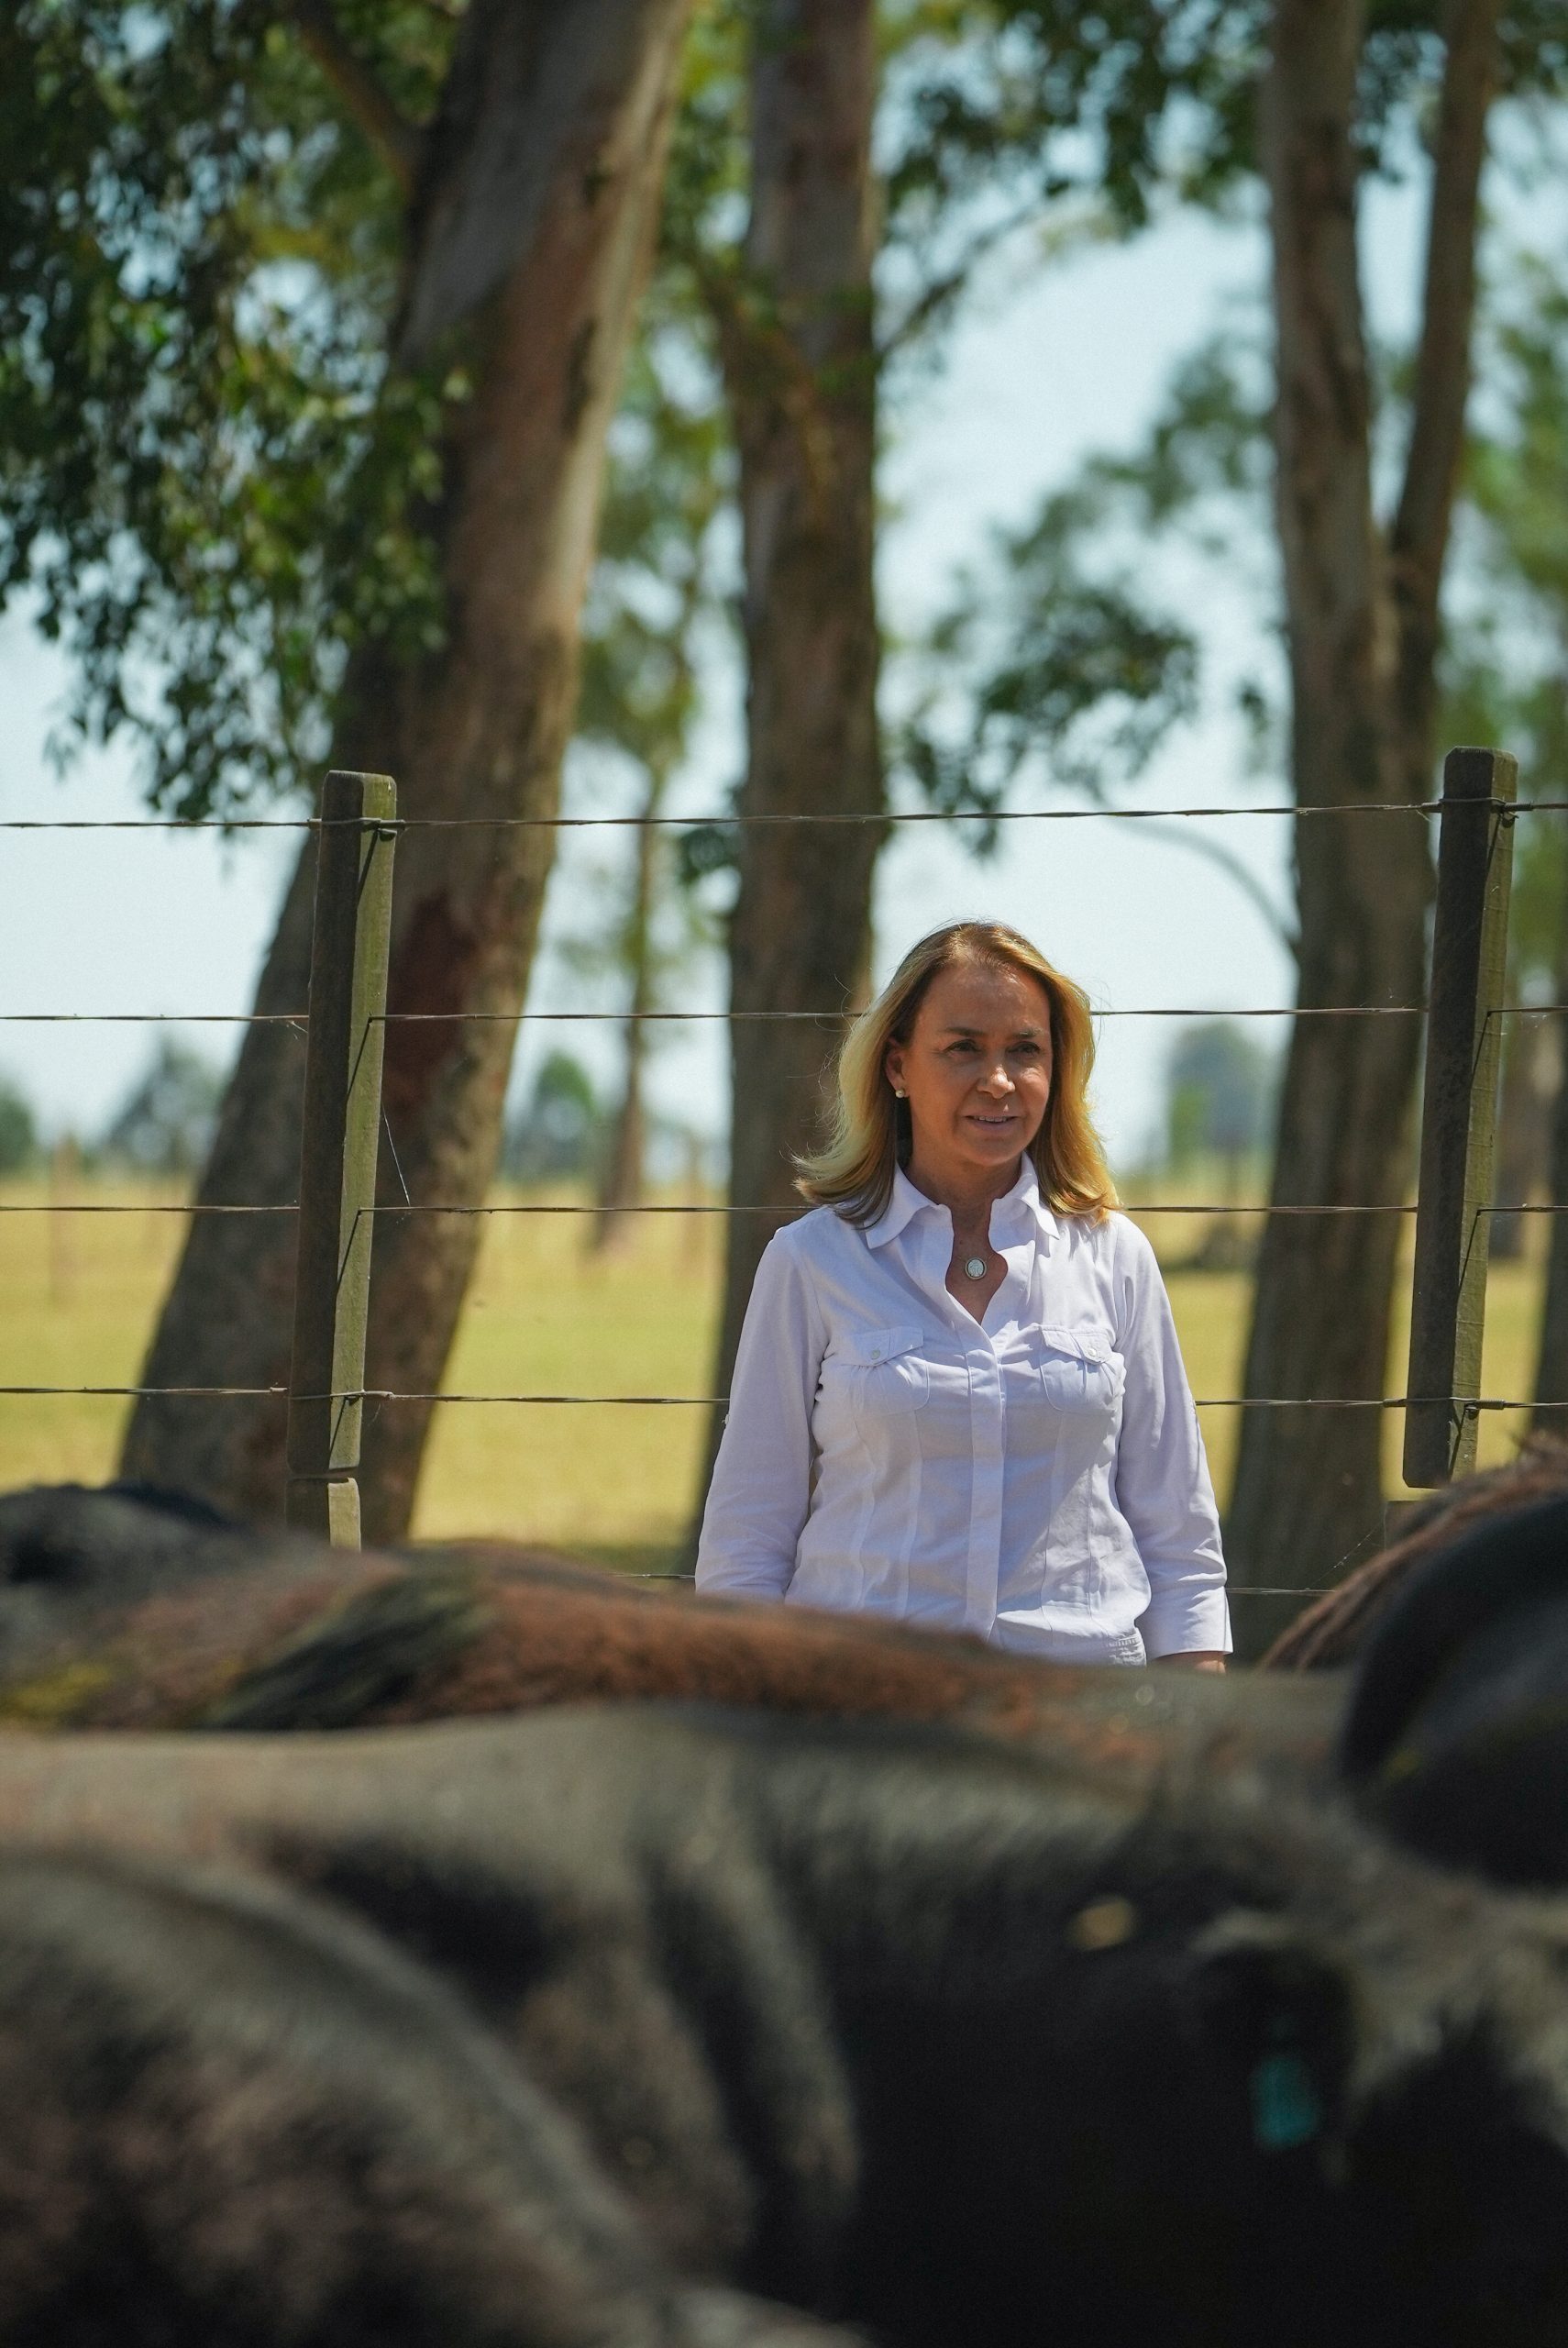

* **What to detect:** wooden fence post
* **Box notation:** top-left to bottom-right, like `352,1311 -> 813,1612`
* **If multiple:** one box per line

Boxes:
285,771 -> 398,1544
1403,746 -> 1518,1488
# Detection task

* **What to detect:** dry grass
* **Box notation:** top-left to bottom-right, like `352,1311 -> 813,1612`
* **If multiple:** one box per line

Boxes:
0,1173 -> 1547,1575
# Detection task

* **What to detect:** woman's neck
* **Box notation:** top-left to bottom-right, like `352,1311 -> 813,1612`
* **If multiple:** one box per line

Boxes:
903,1151 -> 1023,1234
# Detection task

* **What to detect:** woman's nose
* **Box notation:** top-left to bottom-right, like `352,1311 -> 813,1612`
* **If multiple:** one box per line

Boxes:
977,1061 -> 1013,1094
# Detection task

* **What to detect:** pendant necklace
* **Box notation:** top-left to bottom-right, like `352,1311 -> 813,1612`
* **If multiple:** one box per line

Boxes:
963,1255 -> 987,1279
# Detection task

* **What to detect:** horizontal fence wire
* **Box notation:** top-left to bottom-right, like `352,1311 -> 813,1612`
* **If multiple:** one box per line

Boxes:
0,1005 -> 1424,1022
12,1003 -> 1568,1025
372,1199 -> 1409,1215
0,1202 -> 298,1214
0,1013 -> 306,1024
375,1005 -> 1436,1024
6,793 -> 1568,832
0,1387 -> 1552,1408
19,1200 -> 1568,1217
635,1573 -> 1336,1593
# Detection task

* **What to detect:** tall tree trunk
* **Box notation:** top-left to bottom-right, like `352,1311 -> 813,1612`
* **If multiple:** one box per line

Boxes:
121,0 -> 693,1536
1532,853 -> 1568,1423
1225,0 -> 1502,1651
693,0 -> 884,1531
591,760 -> 668,1253
1489,1009 -> 1550,1261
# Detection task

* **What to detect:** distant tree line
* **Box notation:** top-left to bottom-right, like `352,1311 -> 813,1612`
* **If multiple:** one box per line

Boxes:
1164,1023 -> 1278,1180
0,1038 -> 701,1195
0,1041 -> 222,1180
0,1078 -> 36,1179
0,1016 -> 1272,1193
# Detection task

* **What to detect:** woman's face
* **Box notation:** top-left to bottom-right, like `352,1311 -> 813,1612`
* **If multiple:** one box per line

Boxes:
885,958 -> 1054,1187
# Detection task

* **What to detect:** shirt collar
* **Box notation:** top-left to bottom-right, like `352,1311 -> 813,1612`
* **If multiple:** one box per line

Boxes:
865,1156 -> 1059,1252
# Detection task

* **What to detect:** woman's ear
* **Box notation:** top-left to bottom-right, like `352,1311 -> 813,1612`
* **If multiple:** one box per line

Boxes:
884,1046 -> 905,1095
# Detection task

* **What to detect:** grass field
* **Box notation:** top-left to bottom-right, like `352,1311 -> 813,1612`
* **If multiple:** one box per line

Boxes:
0,1173 -> 1547,1574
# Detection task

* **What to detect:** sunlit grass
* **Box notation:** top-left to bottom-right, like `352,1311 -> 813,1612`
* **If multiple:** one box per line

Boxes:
416,1197 -> 724,1561
1121,1160 -> 1544,1504
0,1170 -> 1548,1575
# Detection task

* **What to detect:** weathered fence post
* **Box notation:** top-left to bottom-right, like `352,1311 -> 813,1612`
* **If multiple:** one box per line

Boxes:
286,771 -> 398,1544
1404,746 -> 1518,1487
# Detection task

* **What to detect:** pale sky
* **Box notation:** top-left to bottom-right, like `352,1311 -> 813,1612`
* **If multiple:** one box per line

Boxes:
0,167 -> 1446,1174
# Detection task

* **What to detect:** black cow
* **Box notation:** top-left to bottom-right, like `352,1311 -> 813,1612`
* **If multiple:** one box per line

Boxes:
1340,1487 -> 1568,1888
0,1707 -> 1566,2346
0,1836 -> 849,2348
0,1479 -> 337,1678
1268,1437 -> 1568,1671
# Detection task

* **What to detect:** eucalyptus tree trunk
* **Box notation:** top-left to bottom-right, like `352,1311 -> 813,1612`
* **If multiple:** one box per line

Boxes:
695,0 -> 884,1525
590,760 -> 668,1254
122,0 -> 693,1537
1532,863 -> 1568,1423
1225,0 -> 1505,1649
1489,1012 -> 1550,1262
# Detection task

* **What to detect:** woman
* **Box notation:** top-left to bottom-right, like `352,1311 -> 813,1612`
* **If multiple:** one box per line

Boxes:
697,921 -> 1229,1668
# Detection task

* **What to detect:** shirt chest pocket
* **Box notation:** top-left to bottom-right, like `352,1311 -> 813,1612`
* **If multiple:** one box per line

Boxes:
834,1325 -> 930,1417
1030,1324 -> 1125,1418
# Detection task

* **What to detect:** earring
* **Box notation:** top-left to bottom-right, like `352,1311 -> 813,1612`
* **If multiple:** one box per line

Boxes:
894,1088 -> 907,1099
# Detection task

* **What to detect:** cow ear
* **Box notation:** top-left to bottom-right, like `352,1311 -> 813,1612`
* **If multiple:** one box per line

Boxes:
1339,1491 -> 1568,1787
1186,1915 -> 1354,2161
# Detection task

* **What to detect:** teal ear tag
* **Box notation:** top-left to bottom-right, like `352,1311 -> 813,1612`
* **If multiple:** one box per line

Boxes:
1251,2051 -> 1322,2152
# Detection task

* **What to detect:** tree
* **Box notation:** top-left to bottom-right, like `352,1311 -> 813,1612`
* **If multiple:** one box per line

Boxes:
97,1040 -> 224,1180
568,333 -> 730,1250
1223,0 -> 1510,1622
0,1078 -> 38,1180
687,0 -> 885,1512
501,1054 -> 604,1186
0,1 -> 696,1529
1441,257 -> 1568,1405
892,454 -> 1232,901
1165,1021 -> 1276,1175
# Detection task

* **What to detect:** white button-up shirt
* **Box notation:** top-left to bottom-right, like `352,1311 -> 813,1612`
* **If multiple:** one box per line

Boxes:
696,1158 -> 1231,1663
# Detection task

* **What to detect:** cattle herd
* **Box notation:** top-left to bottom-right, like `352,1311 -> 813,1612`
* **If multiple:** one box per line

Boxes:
0,1462 -> 1567,2344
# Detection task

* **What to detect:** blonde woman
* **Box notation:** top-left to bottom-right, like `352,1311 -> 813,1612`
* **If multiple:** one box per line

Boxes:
697,921 -> 1230,1668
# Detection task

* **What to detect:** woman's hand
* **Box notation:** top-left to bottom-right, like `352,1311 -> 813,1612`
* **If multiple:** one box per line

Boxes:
1154,1651 -> 1226,1674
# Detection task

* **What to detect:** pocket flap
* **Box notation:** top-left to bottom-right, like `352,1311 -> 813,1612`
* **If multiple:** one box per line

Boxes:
1035,1324 -> 1112,1363
838,1325 -> 925,1368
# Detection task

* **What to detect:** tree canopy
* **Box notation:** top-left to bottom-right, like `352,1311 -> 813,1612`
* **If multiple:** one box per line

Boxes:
5,0 -> 1532,827
0,0 -> 451,814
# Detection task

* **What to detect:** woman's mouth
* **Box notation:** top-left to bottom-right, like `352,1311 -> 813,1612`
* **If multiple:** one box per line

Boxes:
966,1112 -> 1016,1129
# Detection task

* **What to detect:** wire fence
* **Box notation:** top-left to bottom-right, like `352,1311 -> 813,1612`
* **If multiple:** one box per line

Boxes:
1,754 -> 1550,1600
3,793 -> 1568,827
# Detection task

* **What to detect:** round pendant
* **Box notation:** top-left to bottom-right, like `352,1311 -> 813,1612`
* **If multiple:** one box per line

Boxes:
963,1256 -> 987,1279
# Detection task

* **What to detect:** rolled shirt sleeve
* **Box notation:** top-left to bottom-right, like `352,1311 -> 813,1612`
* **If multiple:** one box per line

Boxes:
695,1231 -> 825,1600
1112,1221 -> 1232,1659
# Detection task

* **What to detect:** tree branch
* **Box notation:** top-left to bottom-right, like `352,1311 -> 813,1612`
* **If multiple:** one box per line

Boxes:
291,0 -> 424,195
1388,0 -> 1507,757
1132,817 -> 1299,961
876,198 -> 1066,365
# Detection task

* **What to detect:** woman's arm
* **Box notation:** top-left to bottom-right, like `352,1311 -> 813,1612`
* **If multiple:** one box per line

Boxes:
695,1233 -> 826,1600
1111,1222 -> 1232,1666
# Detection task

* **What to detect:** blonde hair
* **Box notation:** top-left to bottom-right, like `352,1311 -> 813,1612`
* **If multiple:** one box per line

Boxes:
795,920 -> 1117,1228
